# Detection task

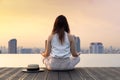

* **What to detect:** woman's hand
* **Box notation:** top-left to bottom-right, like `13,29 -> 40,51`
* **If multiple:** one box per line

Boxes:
41,52 -> 45,57
77,53 -> 80,56
77,52 -> 82,56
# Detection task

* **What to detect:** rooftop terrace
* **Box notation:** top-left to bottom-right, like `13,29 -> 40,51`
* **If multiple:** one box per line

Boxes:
0,54 -> 120,80
0,67 -> 120,80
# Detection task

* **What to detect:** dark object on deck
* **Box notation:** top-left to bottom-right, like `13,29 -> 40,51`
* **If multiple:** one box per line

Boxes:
22,64 -> 44,73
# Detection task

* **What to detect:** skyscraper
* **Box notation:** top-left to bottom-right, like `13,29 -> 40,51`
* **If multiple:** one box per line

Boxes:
90,42 -> 104,53
8,39 -> 17,53
73,35 -> 81,52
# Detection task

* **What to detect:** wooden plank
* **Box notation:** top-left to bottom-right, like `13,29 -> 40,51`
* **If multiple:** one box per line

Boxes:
110,67 -> 120,75
12,70 -> 25,80
0,68 -> 18,79
85,67 -> 107,80
47,71 -> 59,80
109,67 -> 120,80
85,67 -> 120,80
92,68 -> 117,80
0,68 -> 12,80
69,69 -> 82,80
17,73 -> 29,80
22,72 -> 38,80
4,68 -> 22,80
78,68 -> 96,80
0,68 -> 10,73
11,68 -> 30,80
43,71 -> 58,80
0,68 -> 6,71
110,67 -> 120,79
34,70 -> 49,80
6,68 -> 23,80
58,71 -> 71,80
12,68 -> 46,80
99,68 -> 120,80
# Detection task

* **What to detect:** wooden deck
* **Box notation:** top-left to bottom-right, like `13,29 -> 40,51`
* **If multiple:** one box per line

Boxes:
0,67 -> 120,80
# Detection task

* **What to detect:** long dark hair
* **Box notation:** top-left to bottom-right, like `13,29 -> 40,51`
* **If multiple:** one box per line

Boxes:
52,15 -> 70,44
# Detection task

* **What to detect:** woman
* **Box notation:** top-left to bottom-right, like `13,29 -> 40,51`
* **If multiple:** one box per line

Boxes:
41,15 -> 80,70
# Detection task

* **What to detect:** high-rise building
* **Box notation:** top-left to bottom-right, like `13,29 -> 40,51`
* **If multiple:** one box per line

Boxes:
8,39 -> 17,53
73,35 -> 81,52
90,42 -> 104,53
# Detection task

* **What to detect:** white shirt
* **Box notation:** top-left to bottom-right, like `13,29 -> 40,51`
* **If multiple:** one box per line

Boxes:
51,32 -> 71,58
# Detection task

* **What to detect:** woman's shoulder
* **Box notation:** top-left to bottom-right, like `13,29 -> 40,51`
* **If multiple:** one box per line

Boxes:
48,34 -> 54,41
48,34 -> 53,38
67,33 -> 73,38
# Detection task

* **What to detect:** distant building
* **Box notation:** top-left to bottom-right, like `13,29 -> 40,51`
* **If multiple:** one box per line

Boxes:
20,48 -> 33,53
8,39 -> 17,53
73,35 -> 80,52
17,46 -> 22,53
90,42 -> 104,53
32,48 -> 40,53
0,46 -> 8,53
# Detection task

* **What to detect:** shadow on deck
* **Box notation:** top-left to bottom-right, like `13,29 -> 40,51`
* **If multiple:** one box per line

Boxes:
0,67 -> 120,80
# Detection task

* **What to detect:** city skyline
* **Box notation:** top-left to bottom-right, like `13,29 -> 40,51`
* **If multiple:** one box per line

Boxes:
0,38 -> 118,49
1,38 -> 120,54
0,0 -> 120,48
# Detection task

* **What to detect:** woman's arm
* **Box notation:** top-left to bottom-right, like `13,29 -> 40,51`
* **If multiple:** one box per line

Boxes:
41,35 -> 52,57
68,34 -> 80,57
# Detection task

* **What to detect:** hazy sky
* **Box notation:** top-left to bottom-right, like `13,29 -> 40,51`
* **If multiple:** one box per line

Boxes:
0,0 -> 120,48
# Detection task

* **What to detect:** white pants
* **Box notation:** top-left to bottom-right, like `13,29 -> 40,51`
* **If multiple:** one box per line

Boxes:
43,56 -> 80,70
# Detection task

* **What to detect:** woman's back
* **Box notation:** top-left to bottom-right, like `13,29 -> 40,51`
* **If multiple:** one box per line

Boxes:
51,32 -> 71,58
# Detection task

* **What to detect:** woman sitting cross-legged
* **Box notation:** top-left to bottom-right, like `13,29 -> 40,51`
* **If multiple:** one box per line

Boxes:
41,15 -> 80,70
